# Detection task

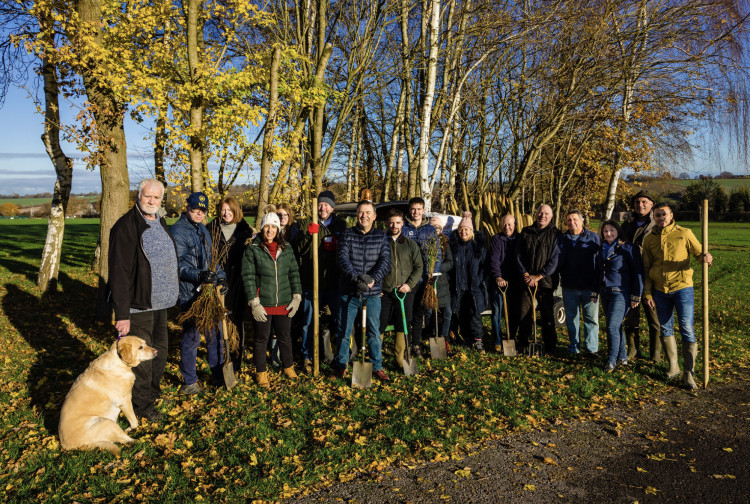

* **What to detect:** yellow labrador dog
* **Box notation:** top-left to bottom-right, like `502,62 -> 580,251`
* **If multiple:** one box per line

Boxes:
58,336 -> 157,455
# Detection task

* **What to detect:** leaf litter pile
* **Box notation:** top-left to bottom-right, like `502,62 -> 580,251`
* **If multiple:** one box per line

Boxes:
0,219 -> 748,502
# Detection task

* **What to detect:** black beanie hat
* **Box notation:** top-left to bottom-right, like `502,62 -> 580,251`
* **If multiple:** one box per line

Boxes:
318,190 -> 335,209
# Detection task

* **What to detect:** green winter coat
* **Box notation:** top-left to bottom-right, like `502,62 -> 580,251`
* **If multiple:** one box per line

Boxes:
241,236 -> 301,308
382,234 -> 423,292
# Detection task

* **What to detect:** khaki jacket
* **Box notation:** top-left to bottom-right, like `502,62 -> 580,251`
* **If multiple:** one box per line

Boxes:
642,221 -> 702,298
382,234 -> 423,292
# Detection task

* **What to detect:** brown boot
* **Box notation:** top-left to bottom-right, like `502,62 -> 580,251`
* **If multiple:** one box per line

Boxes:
626,331 -> 638,361
662,336 -> 681,379
395,332 -> 406,368
682,342 -> 698,390
256,371 -> 270,388
649,332 -> 663,363
283,366 -> 298,380
304,359 -> 313,374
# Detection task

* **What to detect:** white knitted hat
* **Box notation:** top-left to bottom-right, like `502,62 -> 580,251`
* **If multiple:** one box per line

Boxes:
260,212 -> 281,230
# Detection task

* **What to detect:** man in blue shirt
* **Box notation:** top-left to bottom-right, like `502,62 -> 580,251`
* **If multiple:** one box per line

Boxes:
558,209 -> 600,355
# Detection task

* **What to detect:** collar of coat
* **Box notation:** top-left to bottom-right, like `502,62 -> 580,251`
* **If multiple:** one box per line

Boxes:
653,220 -> 678,235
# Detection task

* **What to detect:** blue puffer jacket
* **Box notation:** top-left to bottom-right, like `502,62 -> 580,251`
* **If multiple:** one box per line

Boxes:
596,241 -> 644,298
559,228 -> 600,291
449,230 -> 488,314
404,217 -> 442,281
337,225 -> 391,296
171,212 -> 226,307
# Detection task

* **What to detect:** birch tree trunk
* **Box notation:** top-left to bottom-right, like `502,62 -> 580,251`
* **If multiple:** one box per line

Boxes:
418,0 -> 440,212
38,13 -> 73,293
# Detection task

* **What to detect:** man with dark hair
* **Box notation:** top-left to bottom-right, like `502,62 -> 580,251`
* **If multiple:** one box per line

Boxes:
108,178 -> 178,422
515,204 -> 561,355
621,190 -> 661,361
293,190 -> 347,373
559,209 -> 600,355
171,192 -> 228,395
379,209 -> 423,366
332,200 -> 391,380
642,202 -> 712,389
403,196 -> 439,352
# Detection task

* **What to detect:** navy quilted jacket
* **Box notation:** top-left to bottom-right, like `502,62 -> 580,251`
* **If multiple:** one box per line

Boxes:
337,225 -> 391,296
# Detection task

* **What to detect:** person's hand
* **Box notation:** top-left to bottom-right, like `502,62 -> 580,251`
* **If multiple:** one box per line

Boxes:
397,284 -> 411,294
286,294 -> 302,318
496,277 -> 507,288
590,292 -> 599,304
355,274 -> 374,292
630,295 -> 640,309
308,223 -> 320,234
115,319 -> 130,337
701,252 -> 713,266
198,270 -> 217,284
646,298 -> 655,310
217,278 -> 229,296
249,297 -> 267,322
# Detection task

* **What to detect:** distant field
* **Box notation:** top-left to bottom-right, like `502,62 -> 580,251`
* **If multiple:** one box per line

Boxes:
0,196 -> 99,207
642,178 -> 750,194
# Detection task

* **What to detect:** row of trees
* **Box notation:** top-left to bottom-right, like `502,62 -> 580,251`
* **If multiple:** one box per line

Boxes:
1,0 -> 748,310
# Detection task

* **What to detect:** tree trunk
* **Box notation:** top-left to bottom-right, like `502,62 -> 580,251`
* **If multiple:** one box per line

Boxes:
72,0 -> 130,319
154,104 -> 167,185
257,46 -> 282,224
418,0 -> 440,212
38,15 -> 73,294
186,0 -> 204,193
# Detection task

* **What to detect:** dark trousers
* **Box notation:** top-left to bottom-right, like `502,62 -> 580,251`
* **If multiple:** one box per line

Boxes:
410,283 -> 429,345
451,291 -> 483,344
129,309 -> 169,416
379,290 -> 415,336
254,315 -> 292,372
518,285 -> 557,355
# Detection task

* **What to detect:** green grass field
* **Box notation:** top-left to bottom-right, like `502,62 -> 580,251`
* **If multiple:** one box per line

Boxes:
0,196 -> 100,208
0,219 -> 748,502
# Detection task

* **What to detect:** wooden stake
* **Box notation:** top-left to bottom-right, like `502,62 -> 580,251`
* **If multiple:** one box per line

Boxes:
312,198 -> 320,376
702,199 -> 709,389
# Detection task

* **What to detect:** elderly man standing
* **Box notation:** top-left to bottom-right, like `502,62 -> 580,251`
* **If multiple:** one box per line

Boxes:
293,190 -> 347,373
515,204 -> 561,355
621,190 -> 661,362
331,200 -> 391,380
108,178 -> 178,422
643,203 -> 712,389
488,214 -> 520,352
559,209 -> 600,355
171,192 -> 228,395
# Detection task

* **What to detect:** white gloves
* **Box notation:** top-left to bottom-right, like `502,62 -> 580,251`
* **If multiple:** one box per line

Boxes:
249,297 -> 267,322
286,294 -> 302,318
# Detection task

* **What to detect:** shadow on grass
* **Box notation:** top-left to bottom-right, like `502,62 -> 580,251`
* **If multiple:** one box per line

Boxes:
0,256 -> 39,283
2,284 -> 96,433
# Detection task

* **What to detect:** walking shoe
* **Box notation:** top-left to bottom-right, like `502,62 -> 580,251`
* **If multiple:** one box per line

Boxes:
332,367 -> 347,379
474,340 -> 485,355
283,366 -> 298,380
140,409 -> 164,423
178,382 -> 202,396
373,370 -> 390,381
604,363 -> 616,373
617,359 -> 629,367
495,344 -> 503,353
304,359 -> 313,374
255,371 -> 270,388
412,344 -> 423,359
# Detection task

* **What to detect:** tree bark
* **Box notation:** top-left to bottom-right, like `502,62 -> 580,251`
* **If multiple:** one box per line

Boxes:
257,46 -> 282,223
186,0 -> 204,193
38,12 -> 73,293
418,0 -> 440,211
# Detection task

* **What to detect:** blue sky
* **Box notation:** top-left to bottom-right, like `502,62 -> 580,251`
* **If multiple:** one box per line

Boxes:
0,80 -> 746,196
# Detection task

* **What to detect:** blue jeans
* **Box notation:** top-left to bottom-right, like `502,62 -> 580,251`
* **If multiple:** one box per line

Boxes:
562,287 -> 600,353
653,287 -> 695,343
333,294 -> 383,371
180,321 -> 223,386
300,289 -> 340,360
424,304 -> 452,339
601,287 -> 629,366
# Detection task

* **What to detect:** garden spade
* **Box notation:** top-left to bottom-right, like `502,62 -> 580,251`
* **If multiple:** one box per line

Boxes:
429,284 -> 447,359
352,295 -> 373,388
500,285 -> 517,356
395,289 -> 418,376
217,287 -> 237,390
527,284 -> 543,357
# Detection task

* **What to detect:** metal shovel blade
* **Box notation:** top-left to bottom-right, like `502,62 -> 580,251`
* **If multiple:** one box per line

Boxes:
352,361 -> 373,388
502,339 -> 518,357
218,290 -> 236,391
402,357 -> 418,376
321,326 -> 334,364
223,355 -> 237,390
429,337 -> 447,359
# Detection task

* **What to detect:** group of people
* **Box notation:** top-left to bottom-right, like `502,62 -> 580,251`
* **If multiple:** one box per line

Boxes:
107,178 -> 712,422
